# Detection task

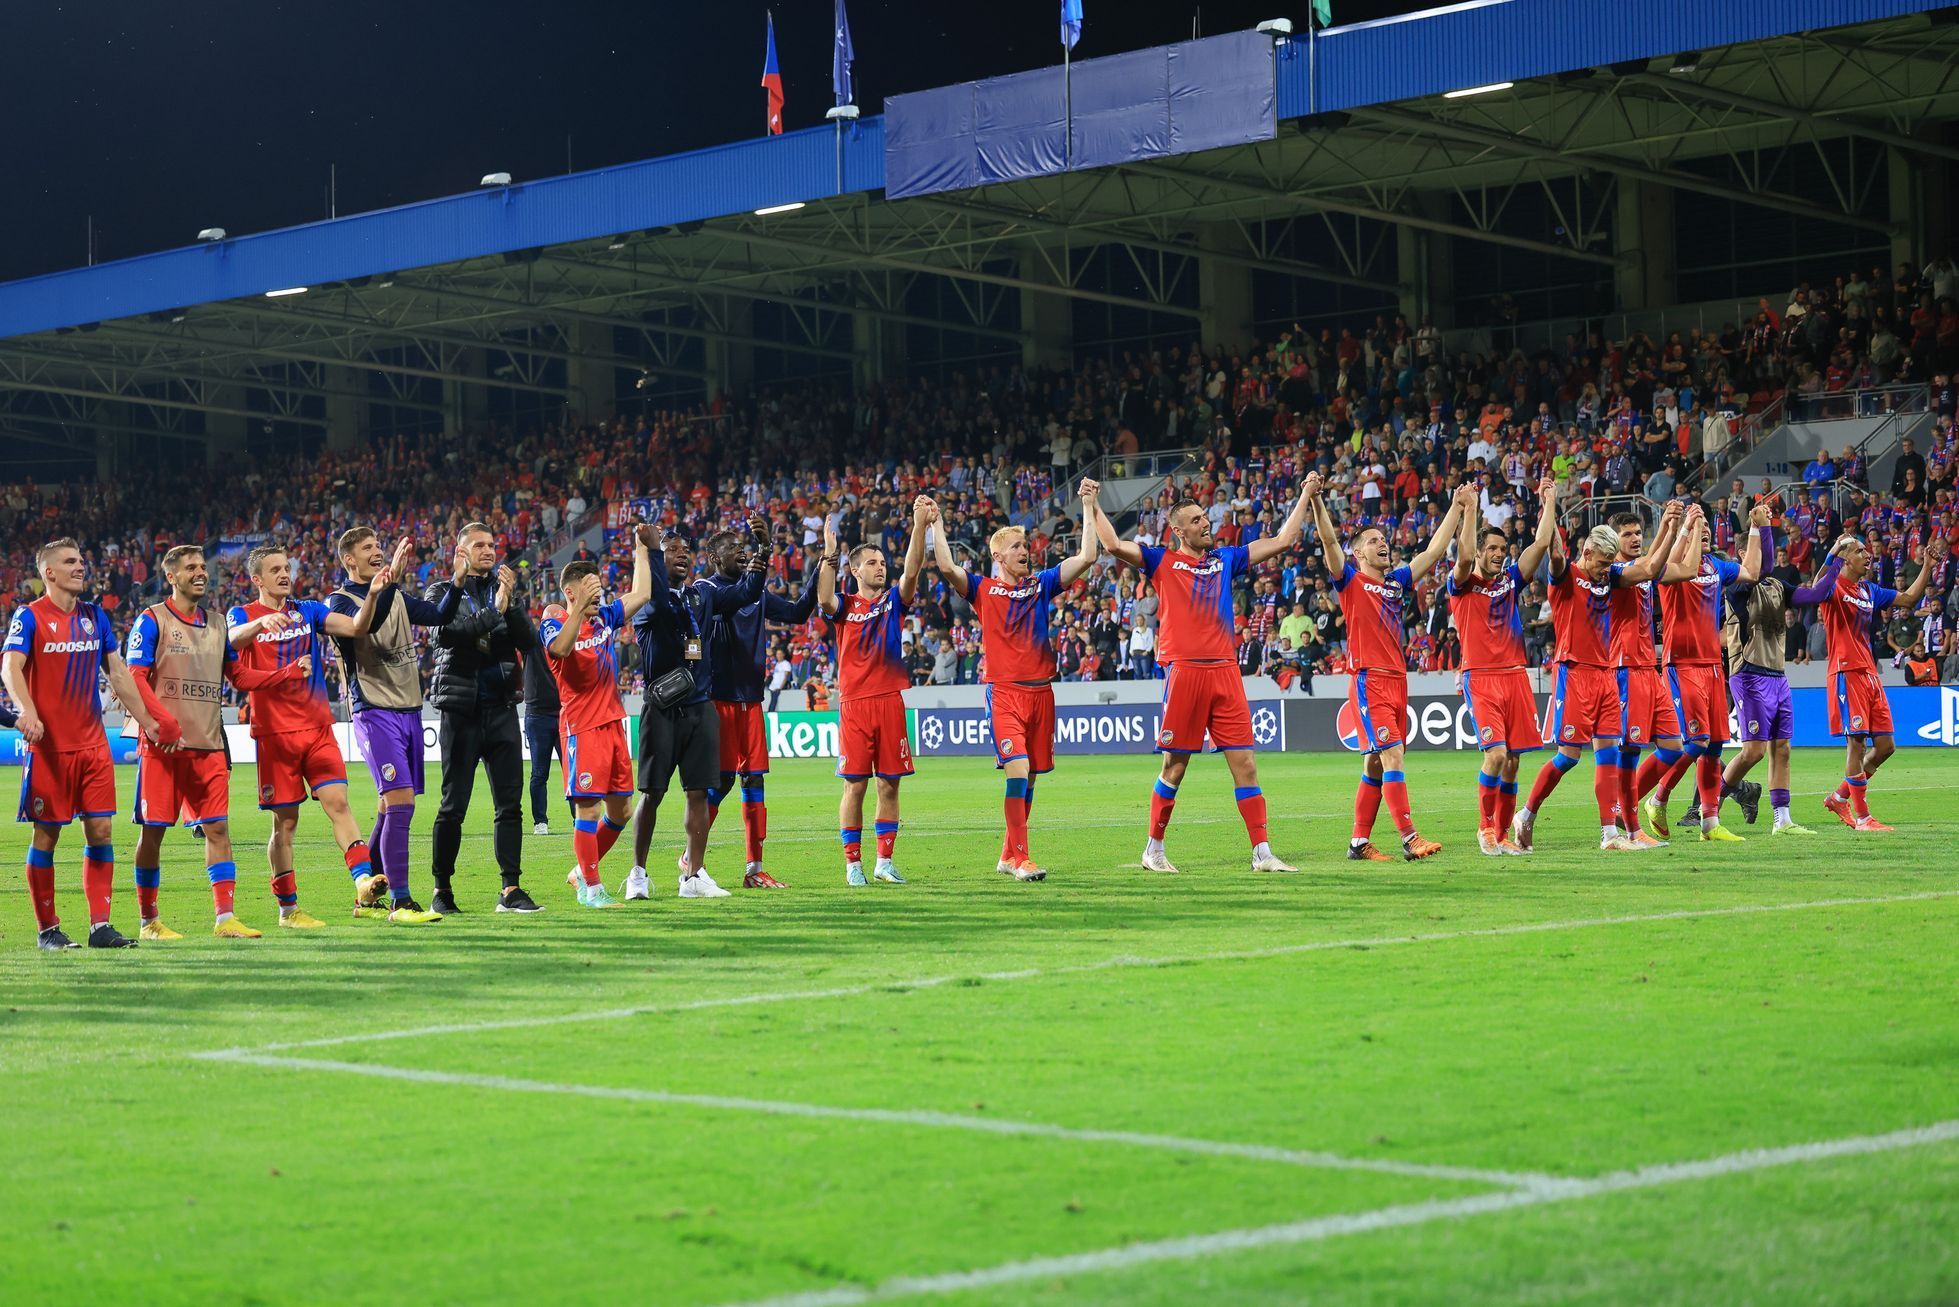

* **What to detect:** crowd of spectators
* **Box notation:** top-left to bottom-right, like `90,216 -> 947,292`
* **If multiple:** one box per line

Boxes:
5,253 -> 1959,715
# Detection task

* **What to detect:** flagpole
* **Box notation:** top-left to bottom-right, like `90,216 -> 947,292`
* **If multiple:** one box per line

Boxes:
1308,11 -> 1318,116
1064,42 -> 1073,170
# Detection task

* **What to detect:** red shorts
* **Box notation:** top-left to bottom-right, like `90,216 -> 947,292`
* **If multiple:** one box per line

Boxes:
17,744 -> 117,826
134,746 -> 230,827
715,701 -> 769,775
1546,664 -> 1618,746
987,682 -> 1056,773
837,694 -> 913,780
1616,666 -> 1681,747
255,727 -> 348,809
1346,669 -> 1408,753
564,720 -> 634,798
1667,664 -> 1731,744
1460,668 -> 1542,753
1158,661 -> 1254,753
1828,669 -> 1893,739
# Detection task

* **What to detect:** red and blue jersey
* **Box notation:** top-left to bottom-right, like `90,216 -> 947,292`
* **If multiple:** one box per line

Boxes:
228,599 -> 334,737
541,598 -> 626,733
1549,561 -> 1624,668
967,566 -> 1062,683
2,596 -> 112,750
1140,545 -> 1247,665
830,588 -> 911,700
1659,557 -> 1741,667
1336,561 -> 1416,676
1609,573 -> 1660,668
1448,563 -> 1527,670
1819,573 -> 1897,676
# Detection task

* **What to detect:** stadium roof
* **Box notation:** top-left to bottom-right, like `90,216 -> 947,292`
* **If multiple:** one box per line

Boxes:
2,0 -> 1955,451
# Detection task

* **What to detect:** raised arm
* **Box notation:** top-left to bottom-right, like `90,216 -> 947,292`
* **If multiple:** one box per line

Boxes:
928,499 -> 969,598
1093,500 -> 1145,569
1737,506 -> 1771,585
1618,501 -> 1683,585
1056,479 -> 1103,586
1517,475 -> 1559,579
398,545 -> 469,626
1790,544 -> 1848,606
227,608 -> 297,649
897,495 -> 932,606
1453,487 -> 1480,585
547,577 -> 598,659
765,563 -> 823,624
321,567 -> 392,638
1895,535 -> 1950,612
619,527 -> 655,622
1307,476 -> 1346,578
1247,478 -> 1314,568
1660,506 -> 1706,583
1411,484 -> 1472,577
817,523 -> 842,618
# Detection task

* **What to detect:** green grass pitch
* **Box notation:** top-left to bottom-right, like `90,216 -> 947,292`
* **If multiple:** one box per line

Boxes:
3,748 -> 1956,1306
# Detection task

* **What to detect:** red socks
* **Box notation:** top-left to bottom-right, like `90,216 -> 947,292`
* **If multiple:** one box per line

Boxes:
24,848 -> 57,929
1381,771 -> 1415,838
1496,783 -> 1518,834
1593,759 -> 1620,824
1526,758 -> 1567,813
1696,753 -> 1723,819
573,819 -> 602,887
82,844 -> 114,926
1234,787 -> 1268,846
1616,753 -> 1642,833
743,796 -> 767,864
874,821 -> 898,861
1004,778 -> 1031,861
1353,775 -> 1383,840
597,815 -> 624,861
1149,779 -> 1178,840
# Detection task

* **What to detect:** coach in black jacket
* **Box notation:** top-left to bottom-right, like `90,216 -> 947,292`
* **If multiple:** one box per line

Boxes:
425,522 -> 541,914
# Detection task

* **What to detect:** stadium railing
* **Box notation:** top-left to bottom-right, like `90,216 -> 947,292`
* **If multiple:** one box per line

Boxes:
1682,391 -> 1787,501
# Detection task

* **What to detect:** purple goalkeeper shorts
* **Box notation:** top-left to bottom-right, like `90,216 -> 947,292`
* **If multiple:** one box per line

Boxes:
352,707 -> 426,795
1729,671 -> 1793,743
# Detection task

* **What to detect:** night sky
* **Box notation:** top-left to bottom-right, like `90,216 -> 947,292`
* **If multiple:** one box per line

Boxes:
0,0 -> 1428,284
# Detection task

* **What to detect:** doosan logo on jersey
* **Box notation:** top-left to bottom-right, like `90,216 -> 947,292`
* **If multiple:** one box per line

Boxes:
254,624 -> 310,644
39,639 -> 102,654
843,603 -> 889,623
990,581 -> 1041,601
1169,559 -> 1222,577
1360,578 -> 1402,600
574,630 -> 612,653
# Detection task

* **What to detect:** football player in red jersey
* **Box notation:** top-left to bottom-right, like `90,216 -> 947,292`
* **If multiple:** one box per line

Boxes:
1809,530 -> 1948,830
228,544 -> 390,927
3,538 -> 169,950
817,496 -> 930,886
1450,477 -> 1559,856
542,527 -> 654,907
928,479 -> 1101,881
1312,478 -> 1470,862
1511,506 -> 1676,853
1093,477 -> 1313,875
1602,505 -> 1687,849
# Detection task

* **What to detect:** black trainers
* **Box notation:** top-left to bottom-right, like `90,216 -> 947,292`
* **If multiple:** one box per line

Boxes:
37,926 -> 79,951
1735,779 -> 1763,825
429,887 -> 461,915
86,923 -> 138,949
1681,796 -> 1702,829
495,886 -> 543,914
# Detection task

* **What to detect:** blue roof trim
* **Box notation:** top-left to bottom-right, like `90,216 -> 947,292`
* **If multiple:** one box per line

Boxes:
1279,0 -> 1946,118
0,118 -> 886,339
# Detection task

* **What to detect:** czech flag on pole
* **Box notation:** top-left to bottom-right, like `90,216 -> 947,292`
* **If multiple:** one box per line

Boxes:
761,11 -> 785,135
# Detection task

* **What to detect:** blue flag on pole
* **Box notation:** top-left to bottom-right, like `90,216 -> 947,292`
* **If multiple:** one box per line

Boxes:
833,0 -> 856,107
1061,0 -> 1083,50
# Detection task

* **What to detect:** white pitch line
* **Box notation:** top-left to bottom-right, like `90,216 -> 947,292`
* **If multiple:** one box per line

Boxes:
195,1050 -> 1552,1190
710,1118 -> 1959,1307
212,889 -> 1958,1056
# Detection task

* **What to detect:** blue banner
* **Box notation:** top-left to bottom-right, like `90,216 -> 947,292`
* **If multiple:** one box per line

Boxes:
913,698 -> 1286,758
0,728 -> 144,766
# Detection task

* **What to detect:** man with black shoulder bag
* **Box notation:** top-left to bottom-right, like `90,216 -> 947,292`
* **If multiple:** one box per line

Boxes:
623,525 -> 764,901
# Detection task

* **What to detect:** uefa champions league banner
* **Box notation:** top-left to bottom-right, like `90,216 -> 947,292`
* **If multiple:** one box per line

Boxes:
1278,686 -> 1959,752
911,700 -> 1287,758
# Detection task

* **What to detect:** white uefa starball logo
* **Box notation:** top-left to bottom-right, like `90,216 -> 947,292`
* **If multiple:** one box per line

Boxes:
1251,708 -> 1279,746
919,716 -> 944,749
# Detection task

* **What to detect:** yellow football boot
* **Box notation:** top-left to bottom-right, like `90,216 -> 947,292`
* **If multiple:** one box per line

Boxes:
139,919 -> 185,941
214,916 -> 264,939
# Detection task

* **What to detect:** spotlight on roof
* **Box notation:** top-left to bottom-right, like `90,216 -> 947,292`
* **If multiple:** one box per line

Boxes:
264,286 -> 309,298
480,171 -> 512,187
197,227 -> 227,242
753,202 -> 806,217
1442,81 -> 1514,99
1668,51 -> 1701,74
1255,18 -> 1293,36
607,235 -> 630,250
